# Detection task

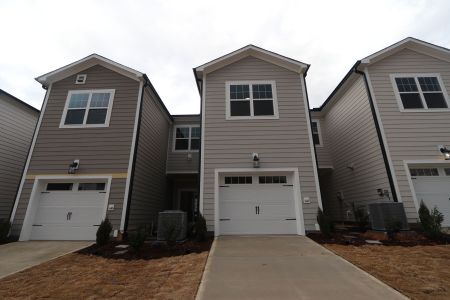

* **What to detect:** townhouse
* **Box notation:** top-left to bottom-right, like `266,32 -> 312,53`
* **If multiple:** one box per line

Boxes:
7,37 -> 450,241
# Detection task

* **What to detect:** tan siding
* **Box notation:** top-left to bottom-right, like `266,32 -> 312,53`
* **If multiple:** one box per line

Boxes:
0,94 -> 38,221
202,56 -> 320,231
127,87 -> 171,230
320,76 -> 390,220
12,65 -> 139,235
368,48 -> 450,222
166,115 -> 200,173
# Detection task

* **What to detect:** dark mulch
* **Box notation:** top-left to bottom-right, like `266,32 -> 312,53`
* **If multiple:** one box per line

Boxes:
307,230 -> 450,247
78,238 -> 213,260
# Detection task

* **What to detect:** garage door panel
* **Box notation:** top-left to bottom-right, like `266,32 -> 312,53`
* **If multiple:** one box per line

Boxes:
34,207 -> 104,225
220,219 -> 297,235
220,202 -> 259,220
31,225 -> 99,241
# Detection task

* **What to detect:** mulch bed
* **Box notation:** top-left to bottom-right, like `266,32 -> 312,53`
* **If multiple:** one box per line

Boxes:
78,238 -> 213,260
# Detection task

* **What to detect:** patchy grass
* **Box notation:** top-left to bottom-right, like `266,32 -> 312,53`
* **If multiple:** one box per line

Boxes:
0,242 -> 211,299
325,244 -> 450,300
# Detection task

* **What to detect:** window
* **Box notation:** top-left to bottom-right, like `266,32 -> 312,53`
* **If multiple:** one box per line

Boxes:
224,176 -> 252,184
444,168 -> 450,176
391,74 -> 449,111
61,90 -> 115,127
409,168 -> 439,176
78,183 -> 106,191
174,125 -> 200,151
75,74 -> 87,84
226,81 -> 278,119
46,183 -> 73,191
259,176 -> 287,184
311,121 -> 322,146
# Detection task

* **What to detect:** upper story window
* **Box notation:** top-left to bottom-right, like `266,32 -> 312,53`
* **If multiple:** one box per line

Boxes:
226,81 -> 279,120
60,89 -> 115,128
391,74 -> 450,111
311,120 -> 322,146
173,125 -> 200,151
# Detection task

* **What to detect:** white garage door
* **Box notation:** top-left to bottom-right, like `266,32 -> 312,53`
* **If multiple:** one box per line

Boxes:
219,174 -> 297,235
30,181 -> 108,240
411,167 -> 450,227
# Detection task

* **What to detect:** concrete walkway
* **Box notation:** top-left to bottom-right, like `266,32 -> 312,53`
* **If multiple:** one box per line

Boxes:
0,241 -> 92,279
197,236 -> 406,300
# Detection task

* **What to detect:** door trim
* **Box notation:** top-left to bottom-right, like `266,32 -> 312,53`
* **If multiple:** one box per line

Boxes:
214,168 -> 305,237
19,174 -> 112,241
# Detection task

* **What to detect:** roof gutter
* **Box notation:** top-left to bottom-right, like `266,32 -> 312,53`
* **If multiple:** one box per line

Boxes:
354,63 -> 399,203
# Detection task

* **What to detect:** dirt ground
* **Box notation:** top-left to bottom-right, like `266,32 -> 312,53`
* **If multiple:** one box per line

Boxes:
0,249 -> 209,299
325,244 -> 450,300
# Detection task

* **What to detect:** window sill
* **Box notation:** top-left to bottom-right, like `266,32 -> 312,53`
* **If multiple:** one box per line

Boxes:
226,115 -> 279,120
399,108 -> 450,113
172,150 -> 199,153
59,124 -> 110,128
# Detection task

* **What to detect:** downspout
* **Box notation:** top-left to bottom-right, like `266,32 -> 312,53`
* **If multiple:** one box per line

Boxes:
123,79 -> 147,232
354,62 -> 398,202
193,68 -> 202,217
302,68 -> 324,207
8,85 -> 48,221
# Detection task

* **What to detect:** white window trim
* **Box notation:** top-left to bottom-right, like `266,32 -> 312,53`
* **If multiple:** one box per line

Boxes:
172,124 -> 200,152
311,119 -> 323,147
390,73 -> 450,112
60,89 -> 115,128
225,80 -> 279,120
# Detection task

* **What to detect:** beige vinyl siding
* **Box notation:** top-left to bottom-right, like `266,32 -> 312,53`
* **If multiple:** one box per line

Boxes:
310,114 -> 332,167
11,65 -> 139,234
320,76 -> 390,220
166,115 -> 200,174
0,94 -> 38,221
368,48 -> 450,222
202,56 -> 320,231
127,87 -> 171,230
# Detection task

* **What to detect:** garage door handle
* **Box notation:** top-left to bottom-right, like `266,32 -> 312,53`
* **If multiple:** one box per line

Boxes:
93,225 -> 100,227
285,218 -> 296,220
32,224 -> 43,226
283,184 -> 293,187
219,185 -> 229,188
219,218 -> 230,221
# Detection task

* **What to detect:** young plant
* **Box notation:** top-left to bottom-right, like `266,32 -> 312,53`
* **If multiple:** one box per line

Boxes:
163,222 -> 179,247
419,201 -> 444,239
351,202 -> 369,230
96,218 -> 112,246
193,213 -> 207,242
0,219 -> 11,242
128,226 -> 147,251
317,208 -> 334,238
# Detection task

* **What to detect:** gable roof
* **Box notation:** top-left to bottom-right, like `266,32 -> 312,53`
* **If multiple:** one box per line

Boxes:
35,54 -> 145,87
0,89 -> 40,113
194,44 -> 310,80
315,37 -> 450,112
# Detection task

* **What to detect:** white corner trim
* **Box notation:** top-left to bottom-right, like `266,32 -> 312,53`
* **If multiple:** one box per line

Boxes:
120,81 -> 144,231
364,68 -> 403,203
389,73 -> 450,112
311,118 -> 323,147
19,174 -> 112,241
59,89 -> 115,128
172,124 -> 200,152
213,167 -> 305,236
403,161 -> 420,212
199,74 -> 206,214
10,84 -> 53,225
225,80 -> 279,120
300,75 -> 323,210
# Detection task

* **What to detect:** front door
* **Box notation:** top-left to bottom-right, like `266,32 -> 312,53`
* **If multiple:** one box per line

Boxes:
179,190 -> 198,221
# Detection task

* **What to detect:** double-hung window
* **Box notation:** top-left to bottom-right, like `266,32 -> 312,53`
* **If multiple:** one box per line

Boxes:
391,74 -> 449,111
174,125 -> 200,151
311,120 -> 322,146
226,81 -> 278,119
61,89 -> 115,127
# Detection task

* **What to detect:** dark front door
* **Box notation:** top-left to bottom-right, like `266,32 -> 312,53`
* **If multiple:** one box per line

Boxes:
179,190 -> 198,222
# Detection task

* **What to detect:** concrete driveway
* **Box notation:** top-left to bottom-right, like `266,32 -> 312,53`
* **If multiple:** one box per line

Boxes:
0,241 -> 92,279
196,236 -> 406,300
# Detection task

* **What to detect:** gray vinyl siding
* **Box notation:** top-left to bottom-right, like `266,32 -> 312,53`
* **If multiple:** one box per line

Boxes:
311,114 -> 332,167
202,56 -> 320,232
11,65 -> 140,234
320,76 -> 390,220
127,87 -> 171,230
0,94 -> 38,221
368,48 -> 450,223
166,115 -> 200,174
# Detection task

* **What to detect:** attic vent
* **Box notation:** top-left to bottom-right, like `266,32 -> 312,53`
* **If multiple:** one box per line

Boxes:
75,74 -> 87,84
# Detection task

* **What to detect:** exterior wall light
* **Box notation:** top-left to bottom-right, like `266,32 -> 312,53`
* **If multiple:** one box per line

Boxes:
252,153 -> 260,168
68,159 -> 80,174
439,146 -> 450,160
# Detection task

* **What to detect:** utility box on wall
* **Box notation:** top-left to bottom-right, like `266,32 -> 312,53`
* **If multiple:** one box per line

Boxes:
157,210 -> 188,241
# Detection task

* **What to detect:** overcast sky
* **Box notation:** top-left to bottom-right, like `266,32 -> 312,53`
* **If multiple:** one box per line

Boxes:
1,0 -> 450,113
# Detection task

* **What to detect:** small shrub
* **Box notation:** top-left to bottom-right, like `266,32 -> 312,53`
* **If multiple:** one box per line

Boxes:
385,218 -> 403,239
419,201 -> 444,239
317,208 -> 334,238
0,219 -> 11,242
193,213 -> 207,242
128,226 -> 147,251
351,202 -> 369,230
163,222 -> 179,247
96,218 -> 112,246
